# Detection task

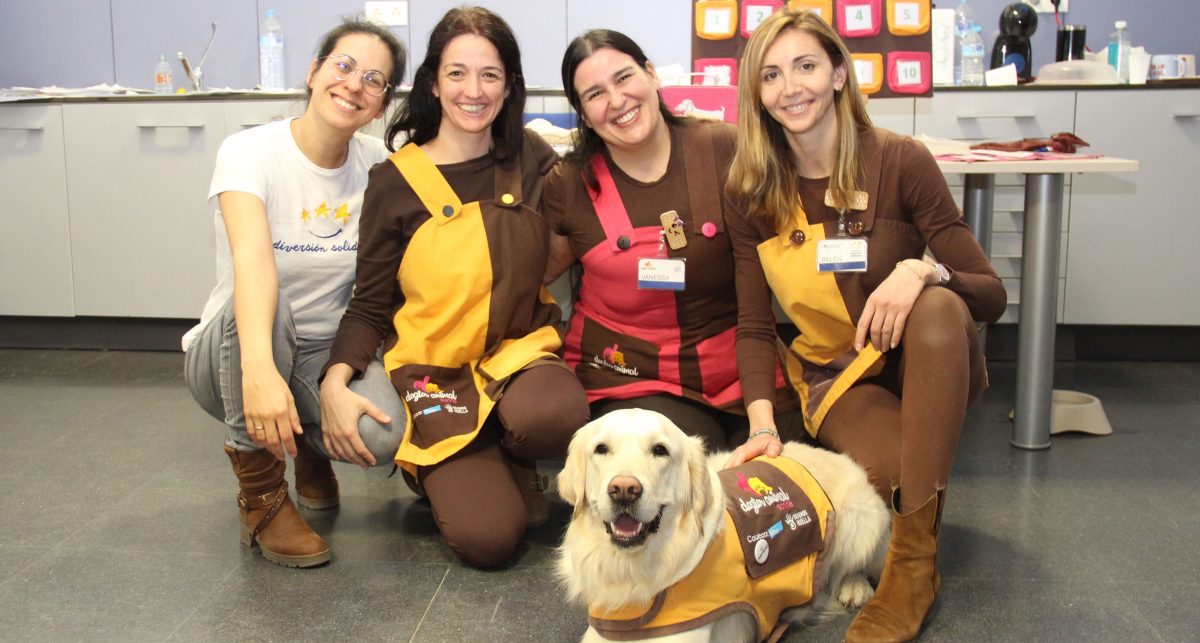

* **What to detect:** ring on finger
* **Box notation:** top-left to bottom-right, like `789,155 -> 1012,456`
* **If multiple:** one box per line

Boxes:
253,424 -> 265,431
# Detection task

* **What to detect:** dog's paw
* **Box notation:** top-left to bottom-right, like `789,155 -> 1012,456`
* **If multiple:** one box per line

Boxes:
836,573 -> 875,609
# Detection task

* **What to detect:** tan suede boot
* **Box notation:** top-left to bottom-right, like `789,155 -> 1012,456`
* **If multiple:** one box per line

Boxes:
226,446 -> 331,568
844,487 -> 945,643
293,438 -> 339,510
510,461 -> 550,528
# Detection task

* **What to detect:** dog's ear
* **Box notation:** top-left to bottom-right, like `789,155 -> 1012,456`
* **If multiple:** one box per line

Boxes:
683,435 -> 714,536
557,423 -> 592,507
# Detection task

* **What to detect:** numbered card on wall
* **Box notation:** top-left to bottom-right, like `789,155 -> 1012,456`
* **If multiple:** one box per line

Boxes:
887,0 -> 929,36
696,0 -> 739,40
851,53 -> 884,94
838,0 -> 882,38
742,0 -> 784,38
886,51 -> 931,94
694,57 -> 738,85
787,0 -> 833,24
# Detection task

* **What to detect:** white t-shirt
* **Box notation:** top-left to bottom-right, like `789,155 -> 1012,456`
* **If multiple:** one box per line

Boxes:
182,118 -> 390,351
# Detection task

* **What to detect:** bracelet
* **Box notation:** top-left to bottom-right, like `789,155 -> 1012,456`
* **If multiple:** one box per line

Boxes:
895,260 -> 928,285
749,428 -> 780,441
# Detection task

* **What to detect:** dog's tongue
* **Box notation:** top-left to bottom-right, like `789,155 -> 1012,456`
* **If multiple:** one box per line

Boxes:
612,514 -> 643,537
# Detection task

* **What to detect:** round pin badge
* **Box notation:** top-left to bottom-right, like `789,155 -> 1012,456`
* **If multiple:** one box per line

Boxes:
754,538 -> 769,564
701,222 -> 717,238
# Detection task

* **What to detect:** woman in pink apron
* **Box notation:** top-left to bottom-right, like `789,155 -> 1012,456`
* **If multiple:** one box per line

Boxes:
543,30 -> 795,452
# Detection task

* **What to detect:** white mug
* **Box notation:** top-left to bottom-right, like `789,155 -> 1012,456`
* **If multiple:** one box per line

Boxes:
1149,54 -> 1195,80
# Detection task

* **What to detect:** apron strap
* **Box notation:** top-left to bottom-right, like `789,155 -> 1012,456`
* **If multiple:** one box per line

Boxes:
678,123 -> 725,235
493,155 -> 524,209
390,143 -> 463,224
586,154 -> 636,253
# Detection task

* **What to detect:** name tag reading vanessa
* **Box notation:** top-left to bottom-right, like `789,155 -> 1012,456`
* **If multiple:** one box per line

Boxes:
637,257 -> 686,290
817,238 -> 868,273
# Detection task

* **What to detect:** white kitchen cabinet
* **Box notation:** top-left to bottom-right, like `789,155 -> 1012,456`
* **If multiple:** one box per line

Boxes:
1067,89 -> 1200,325
62,102 -> 225,317
0,105 -> 75,316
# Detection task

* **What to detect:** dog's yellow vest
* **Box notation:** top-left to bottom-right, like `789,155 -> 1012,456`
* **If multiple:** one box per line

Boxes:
587,456 -> 835,642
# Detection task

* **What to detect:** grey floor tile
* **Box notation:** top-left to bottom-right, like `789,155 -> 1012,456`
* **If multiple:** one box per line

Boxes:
0,547 -> 237,642
2,349 -> 1198,641
1124,581 -> 1200,643
168,559 -> 449,642
411,557 -> 586,642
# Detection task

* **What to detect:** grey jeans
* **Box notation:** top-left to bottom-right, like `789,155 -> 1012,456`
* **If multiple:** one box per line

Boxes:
183,293 -> 405,465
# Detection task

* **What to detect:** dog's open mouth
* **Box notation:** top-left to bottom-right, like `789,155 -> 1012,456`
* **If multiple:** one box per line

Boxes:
604,506 -> 665,548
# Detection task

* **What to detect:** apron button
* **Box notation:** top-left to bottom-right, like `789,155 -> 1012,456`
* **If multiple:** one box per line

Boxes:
847,219 -> 865,236
789,230 -> 806,245
617,235 -> 632,250
500,193 -> 515,205
441,205 -> 455,217
701,222 -> 717,238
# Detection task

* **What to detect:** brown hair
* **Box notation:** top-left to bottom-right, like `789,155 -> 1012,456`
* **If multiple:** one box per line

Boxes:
726,10 -> 873,230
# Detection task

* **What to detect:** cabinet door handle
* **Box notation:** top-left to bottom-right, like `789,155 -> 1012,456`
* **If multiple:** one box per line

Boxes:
240,122 -> 267,129
956,112 -> 1036,120
1173,111 -> 1200,119
136,123 -> 205,129
0,125 -> 45,131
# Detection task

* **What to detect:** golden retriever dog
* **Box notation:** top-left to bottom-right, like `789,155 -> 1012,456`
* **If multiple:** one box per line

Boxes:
556,409 -> 890,642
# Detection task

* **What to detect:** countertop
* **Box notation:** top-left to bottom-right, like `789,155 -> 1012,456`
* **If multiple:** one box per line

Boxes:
3,79 -> 1198,104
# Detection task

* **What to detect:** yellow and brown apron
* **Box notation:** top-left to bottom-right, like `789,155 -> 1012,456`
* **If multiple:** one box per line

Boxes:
385,143 -> 563,473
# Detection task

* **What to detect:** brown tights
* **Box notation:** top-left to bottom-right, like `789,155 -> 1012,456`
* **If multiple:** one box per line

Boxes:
816,288 -> 986,513
419,364 -> 589,567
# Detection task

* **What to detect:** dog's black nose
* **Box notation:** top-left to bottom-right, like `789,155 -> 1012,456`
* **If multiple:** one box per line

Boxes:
608,476 -> 642,504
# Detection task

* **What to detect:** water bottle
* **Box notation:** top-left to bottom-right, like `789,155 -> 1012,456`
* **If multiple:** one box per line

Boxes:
960,25 -> 986,87
154,54 -> 173,94
953,0 -> 978,85
259,9 -> 285,90
1107,20 -> 1131,84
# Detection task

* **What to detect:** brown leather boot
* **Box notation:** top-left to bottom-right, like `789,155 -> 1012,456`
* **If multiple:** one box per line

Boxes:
510,461 -> 550,528
226,446 -> 331,568
844,487 -> 945,643
293,438 -> 339,510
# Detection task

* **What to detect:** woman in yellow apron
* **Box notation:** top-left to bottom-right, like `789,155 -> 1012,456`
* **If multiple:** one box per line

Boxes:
723,11 -> 1006,641
321,7 -> 588,569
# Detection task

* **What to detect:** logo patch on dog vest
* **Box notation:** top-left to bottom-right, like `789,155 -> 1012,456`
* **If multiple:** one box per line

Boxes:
717,459 -> 826,579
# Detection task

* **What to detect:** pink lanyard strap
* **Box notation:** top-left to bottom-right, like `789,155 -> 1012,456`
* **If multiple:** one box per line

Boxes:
585,154 -> 637,253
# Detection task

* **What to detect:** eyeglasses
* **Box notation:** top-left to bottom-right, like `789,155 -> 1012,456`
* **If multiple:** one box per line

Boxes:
323,54 -> 390,96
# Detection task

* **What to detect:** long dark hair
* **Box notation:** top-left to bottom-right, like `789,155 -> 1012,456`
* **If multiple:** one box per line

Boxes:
560,29 -> 682,190
385,6 -> 526,159
308,18 -> 406,112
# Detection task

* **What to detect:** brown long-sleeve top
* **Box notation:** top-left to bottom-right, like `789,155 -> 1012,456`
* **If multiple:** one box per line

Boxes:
728,128 -> 1007,427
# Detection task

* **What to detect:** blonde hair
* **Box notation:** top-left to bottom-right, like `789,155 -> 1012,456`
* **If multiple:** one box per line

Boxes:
726,10 -> 873,230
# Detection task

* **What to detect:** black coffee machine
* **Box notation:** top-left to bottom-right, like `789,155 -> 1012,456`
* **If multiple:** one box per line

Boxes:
990,3 -> 1038,81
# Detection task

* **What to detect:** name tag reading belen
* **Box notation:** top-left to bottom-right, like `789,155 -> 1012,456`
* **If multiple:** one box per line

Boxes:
816,238 -> 868,273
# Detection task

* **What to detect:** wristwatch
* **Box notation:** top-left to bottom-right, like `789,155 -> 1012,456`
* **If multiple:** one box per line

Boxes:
933,263 -> 950,287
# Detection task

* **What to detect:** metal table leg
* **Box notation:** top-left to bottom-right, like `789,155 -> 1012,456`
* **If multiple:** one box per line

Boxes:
962,174 -> 995,361
1012,173 -> 1064,450
962,174 -> 995,256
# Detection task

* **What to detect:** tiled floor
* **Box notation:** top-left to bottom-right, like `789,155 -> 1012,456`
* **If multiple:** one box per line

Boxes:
1,348 -> 1197,642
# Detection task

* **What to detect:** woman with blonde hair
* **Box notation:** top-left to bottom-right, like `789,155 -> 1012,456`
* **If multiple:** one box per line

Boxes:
723,10 -> 1006,640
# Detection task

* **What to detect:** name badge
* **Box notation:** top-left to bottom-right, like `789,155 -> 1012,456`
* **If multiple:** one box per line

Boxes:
817,238 -> 868,272
637,257 -> 686,290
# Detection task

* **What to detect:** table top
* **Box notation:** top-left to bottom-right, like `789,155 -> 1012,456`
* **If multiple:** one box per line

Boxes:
937,156 -> 1139,174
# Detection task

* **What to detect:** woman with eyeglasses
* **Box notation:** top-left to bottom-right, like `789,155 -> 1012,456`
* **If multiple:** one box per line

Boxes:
322,6 -> 589,568
183,19 -> 406,568
723,11 -> 1005,640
